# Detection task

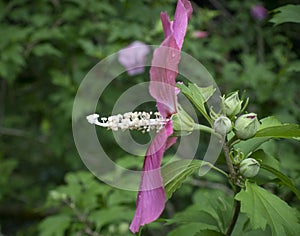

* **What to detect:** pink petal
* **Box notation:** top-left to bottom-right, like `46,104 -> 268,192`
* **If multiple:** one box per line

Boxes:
161,12 -> 173,38
150,0 -> 192,117
149,36 -> 180,118
118,41 -> 150,76
130,121 -> 175,233
173,0 -> 193,49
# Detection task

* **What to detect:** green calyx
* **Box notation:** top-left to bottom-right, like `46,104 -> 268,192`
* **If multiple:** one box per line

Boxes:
214,115 -> 232,135
223,91 -> 243,117
239,158 -> 260,178
171,105 -> 195,136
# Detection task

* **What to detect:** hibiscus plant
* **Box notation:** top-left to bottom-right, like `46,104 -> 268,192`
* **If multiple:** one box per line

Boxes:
85,0 -> 300,235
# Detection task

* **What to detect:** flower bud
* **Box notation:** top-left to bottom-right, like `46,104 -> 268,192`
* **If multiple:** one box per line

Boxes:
171,105 -> 195,136
239,158 -> 260,178
214,115 -> 232,135
223,92 -> 242,117
234,113 -> 259,140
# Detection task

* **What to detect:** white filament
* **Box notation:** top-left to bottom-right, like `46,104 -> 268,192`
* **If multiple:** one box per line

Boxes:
86,111 -> 168,133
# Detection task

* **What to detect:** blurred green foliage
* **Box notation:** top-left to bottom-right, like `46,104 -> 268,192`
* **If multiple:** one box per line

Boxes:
0,0 -> 299,235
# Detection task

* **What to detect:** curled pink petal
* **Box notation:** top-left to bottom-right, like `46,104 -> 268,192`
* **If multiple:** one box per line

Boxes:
150,36 -> 180,117
130,121 -> 175,233
150,0 -> 192,117
173,0 -> 193,49
161,0 -> 192,46
161,12 -> 173,38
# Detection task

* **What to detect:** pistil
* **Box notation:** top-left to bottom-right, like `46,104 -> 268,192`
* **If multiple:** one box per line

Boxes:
86,111 -> 168,133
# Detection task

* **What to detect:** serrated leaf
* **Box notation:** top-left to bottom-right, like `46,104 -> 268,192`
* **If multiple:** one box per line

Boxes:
192,189 -> 233,233
167,189 -> 232,234
161,160 -> 202,199
177,83 -> 215,124
261,164 -> 300,199
235,182 -> 300,236
38,215 -> 71,236
270,4 -> 300,26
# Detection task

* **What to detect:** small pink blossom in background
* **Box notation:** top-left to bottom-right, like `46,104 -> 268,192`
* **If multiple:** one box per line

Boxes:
251,5 -> 268,21
193,30 -> 208,39
118,41 -> 150,76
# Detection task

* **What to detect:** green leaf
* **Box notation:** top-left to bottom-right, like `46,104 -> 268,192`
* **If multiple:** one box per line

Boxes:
89,206 -> 134,231
194,230 -> 225,236
167,207 -> 219,230
250,149 -> 280,170
32,43 -> 62,57
162,160 -> 201,199
162,160 -> 227,200
257,116 -> 282,130
167,189 -> 233,234
192,189 -> 233,233
38,215 -> 71,236
177,83 -> 215,124
167,223 -> 214,236
261,164 -> 300,199
235,182 -> 300,236
50,70 -> 73,88
250,149 -> 299,198
255,124 -> 300,138
234,137 -> 270,156
270,4 -> 300,26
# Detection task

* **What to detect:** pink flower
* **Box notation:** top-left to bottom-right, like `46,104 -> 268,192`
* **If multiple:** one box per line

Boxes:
193,30 -> 209,39
129,0 -> 193,233
251,5 -> 268,21
118,41 -> 150,76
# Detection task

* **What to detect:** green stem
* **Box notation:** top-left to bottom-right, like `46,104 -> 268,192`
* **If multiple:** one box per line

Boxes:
223,141 -> 241,236
226,187 -> 241,236
228,135 -> 240,147
193,124 -> 222,139
202,161 -> 229,178
223,142 -> 235,180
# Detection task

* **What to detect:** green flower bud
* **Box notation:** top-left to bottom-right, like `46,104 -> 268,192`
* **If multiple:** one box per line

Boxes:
234,113 -> 259,140
214,115 -> 232,135
239,158 -> 260,178
171,105 -> 195,136
224,92 -> 242,117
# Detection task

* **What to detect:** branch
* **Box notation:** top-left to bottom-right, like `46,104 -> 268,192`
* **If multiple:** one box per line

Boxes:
226,187 -> 241,236
222,143 -> 235,180
64,200 -> 101,236
223,142 -> 241,235
0,127 -> 28,137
